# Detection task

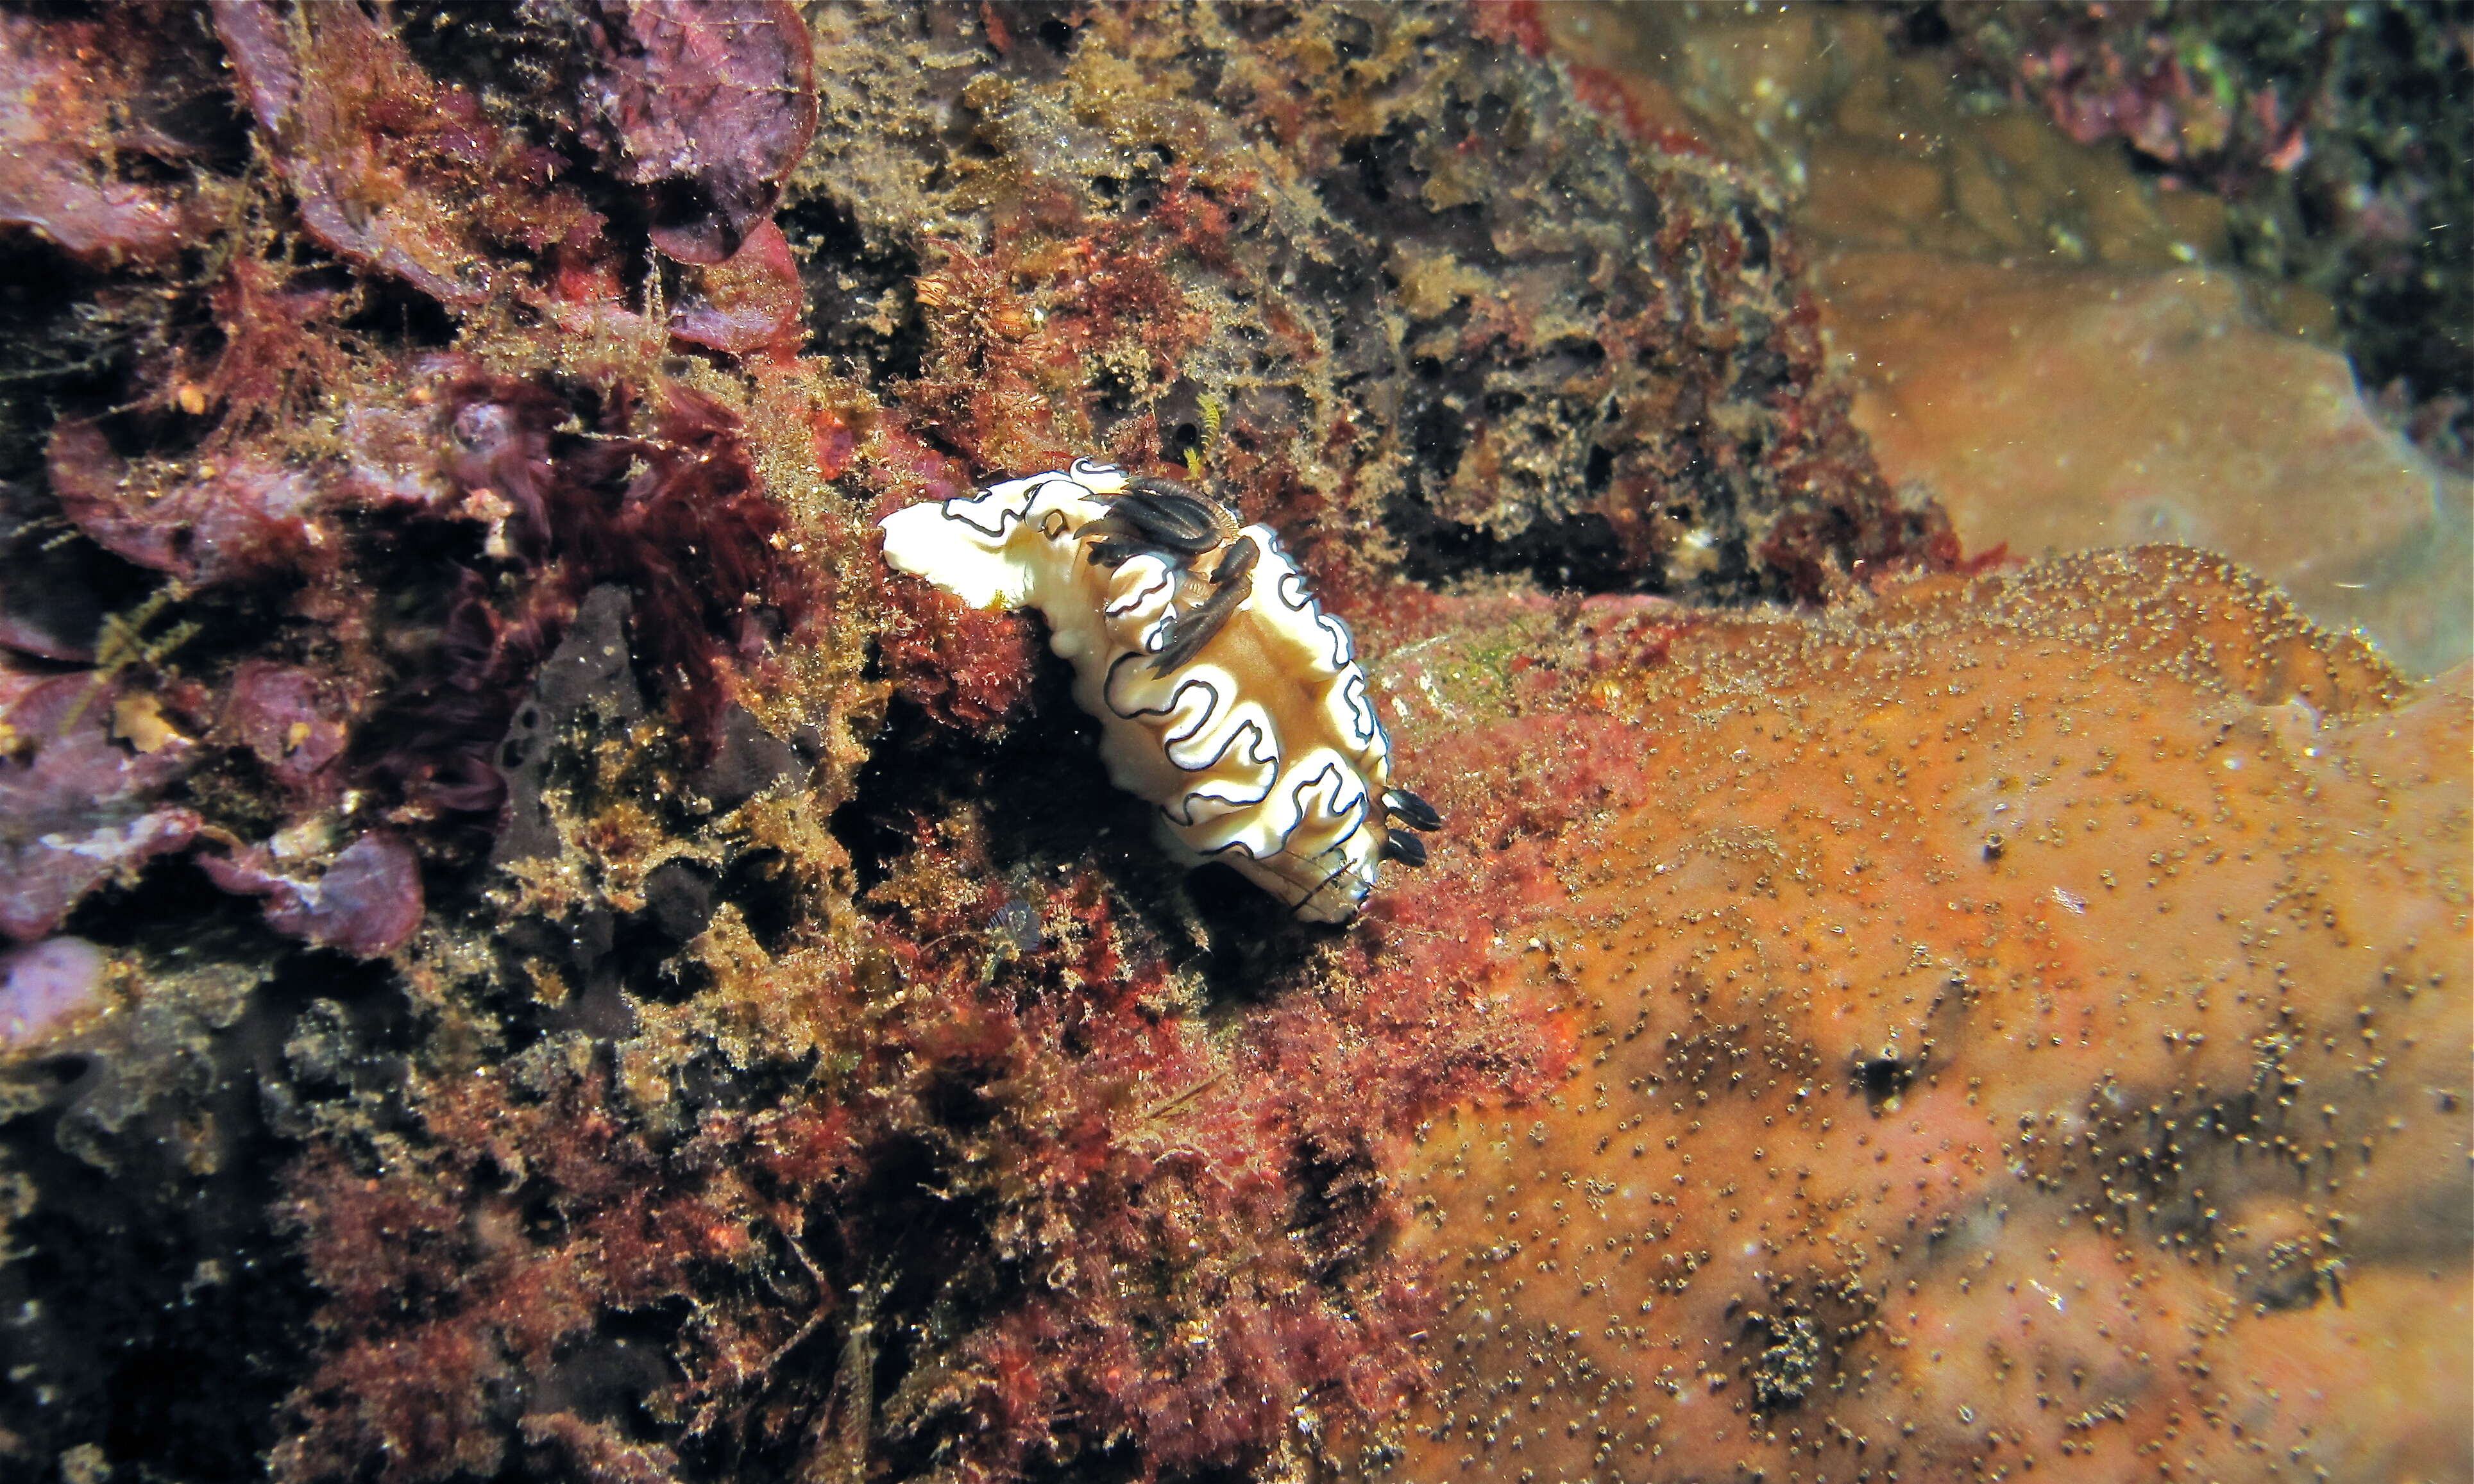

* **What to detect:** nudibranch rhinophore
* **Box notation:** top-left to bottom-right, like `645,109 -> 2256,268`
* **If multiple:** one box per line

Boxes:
879,459 -> 1439,922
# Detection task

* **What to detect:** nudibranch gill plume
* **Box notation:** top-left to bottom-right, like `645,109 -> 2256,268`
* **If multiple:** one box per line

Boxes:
879,460 -> 1439,922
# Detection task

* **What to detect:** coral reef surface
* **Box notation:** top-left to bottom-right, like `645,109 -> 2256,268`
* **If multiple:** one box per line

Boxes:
797,0 -> 1946,603
1931,0 -> 2474,457
1817,253 -> 2472,677
1527,1 -> 2473,676
0,5 -> 2462,1484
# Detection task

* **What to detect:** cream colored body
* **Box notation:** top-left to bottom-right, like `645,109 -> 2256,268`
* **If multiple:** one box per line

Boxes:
879,460 -> 1394,921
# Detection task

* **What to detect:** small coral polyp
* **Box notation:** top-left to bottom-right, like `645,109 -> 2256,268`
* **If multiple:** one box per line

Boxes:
882,460 -> 1430,920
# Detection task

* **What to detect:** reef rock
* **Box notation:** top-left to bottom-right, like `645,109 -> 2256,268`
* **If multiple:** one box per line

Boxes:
0,4 -> 230,266
0,936 -> 108,1051
1817,254 -> 2473,678
1525,3 -> 2473,678
0,671 -> 201,941
800,1 -> 1947,602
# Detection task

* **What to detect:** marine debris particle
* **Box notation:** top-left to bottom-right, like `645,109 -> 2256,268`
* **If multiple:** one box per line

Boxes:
1362,547 -> 2470,1484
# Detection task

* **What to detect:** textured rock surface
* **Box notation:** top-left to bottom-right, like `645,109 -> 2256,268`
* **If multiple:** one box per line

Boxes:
1930,0 -> 2474,453
1532,1 -> 2473,678
1820,255 -> 2473,678
795,1 -> 1947,602
9,7 -> 1882,1479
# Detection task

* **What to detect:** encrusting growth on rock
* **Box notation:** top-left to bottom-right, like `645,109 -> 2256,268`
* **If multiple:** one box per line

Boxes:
1359,548 -> 2470,1484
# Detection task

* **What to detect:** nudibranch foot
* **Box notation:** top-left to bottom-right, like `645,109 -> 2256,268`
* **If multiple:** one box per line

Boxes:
878,460 -> 1430,922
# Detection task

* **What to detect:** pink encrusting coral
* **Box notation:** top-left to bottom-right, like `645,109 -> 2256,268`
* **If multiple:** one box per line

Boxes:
0,935 -> 108,1050
0,671 -> 201,941
199,832 -> 424,959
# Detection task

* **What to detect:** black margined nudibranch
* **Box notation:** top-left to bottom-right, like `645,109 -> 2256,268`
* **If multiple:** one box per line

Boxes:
879,459 -> 1440,922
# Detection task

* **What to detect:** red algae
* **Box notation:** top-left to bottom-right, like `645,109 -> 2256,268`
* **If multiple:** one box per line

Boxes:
199,831 -> 424,958
213,0 -> 600,308
221,662 -> 353,801
799,2 -> 1944,609
0,6 -> 226,266
273,827 -> 1563,1483
575,0 -> 820,264
877,581 -> 1043,734
668,221 -> 808,355
47,419 -> 331,587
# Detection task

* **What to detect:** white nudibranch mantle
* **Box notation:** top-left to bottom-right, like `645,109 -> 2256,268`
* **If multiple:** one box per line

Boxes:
879,459 -> 1439,922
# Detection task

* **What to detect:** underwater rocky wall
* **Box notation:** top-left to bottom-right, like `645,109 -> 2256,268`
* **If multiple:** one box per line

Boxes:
0,5 -> 2463,1484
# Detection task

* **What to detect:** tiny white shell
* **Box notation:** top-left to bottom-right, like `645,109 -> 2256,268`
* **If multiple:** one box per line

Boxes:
881,460 -> 1407,921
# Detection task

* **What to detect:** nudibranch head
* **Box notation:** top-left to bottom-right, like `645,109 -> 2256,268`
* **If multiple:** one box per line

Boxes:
879,460 -> 1437,922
